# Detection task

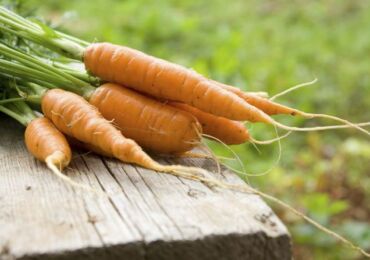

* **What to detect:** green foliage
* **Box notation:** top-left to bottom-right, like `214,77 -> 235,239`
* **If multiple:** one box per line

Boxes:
25,0 -> 370,258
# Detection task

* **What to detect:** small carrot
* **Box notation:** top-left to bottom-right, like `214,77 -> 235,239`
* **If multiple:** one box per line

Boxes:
169,102 -> 250,145
0,99 -> 78,188
0,99 -> 71,169
25,117 -> 71,170
26,117 -> 94,192
42,88 -> 211,177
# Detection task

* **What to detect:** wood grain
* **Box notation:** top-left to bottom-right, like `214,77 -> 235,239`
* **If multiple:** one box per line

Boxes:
0,116 -> 291,260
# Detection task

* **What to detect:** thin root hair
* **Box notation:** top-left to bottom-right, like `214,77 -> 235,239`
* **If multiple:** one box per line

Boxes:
157,170 -> 370,258
272,118 -> 370,137
305,121 -> 370,130
201,133 -> 248,183
270,78 -> 318,101
199,142 -> 221,175
223,125 -> 283,178
169,151 -> 212,159
45,158 -> 107,198
228,183 -> 370,258
250,131 -> 292,145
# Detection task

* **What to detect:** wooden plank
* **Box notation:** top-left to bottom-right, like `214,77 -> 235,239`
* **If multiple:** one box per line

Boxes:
0,116 -> 291,260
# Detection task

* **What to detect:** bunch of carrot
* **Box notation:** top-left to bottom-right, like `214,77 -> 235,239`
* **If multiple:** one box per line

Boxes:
0,6 -> 369,179
1,7 -> 370,257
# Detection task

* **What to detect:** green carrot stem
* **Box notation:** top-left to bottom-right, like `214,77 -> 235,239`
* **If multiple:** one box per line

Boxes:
58,67 -> 95,84
0,105 -> 29,126
38,58 -> 98,85
23,82 -> 48,96
0,96 -> 41,105
0,7 -> 85,60
0,6 -> 39,30
0,43 -> 90,88
0,59 -> 94,98
0,6 -> 89,47
22,79 -> 56,90
0,24 -> 64,55
0,59 -> 71,86
0,102 -> 36,126
52,64 -> 99,85
0,72 -> 57,90
0,43 -> 74,85
58,31 -> 90,47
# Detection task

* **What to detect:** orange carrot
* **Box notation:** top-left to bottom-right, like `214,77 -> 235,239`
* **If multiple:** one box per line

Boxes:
2,11 -> 368,135
66,136 -> 112,157
169,102 -> 250,145
25,117 -> 72,169
0,99 -> 85,188
24,116 -> 107,194
83,43 -> 370,135
213,80 -> 370,136
89,83 -> 202,153
42,88 -> 210,176
208,79 -> 297,115
83,43 -> 273,122
23,116 -> 94,192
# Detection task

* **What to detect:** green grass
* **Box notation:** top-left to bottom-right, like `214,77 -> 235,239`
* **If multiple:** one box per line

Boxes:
22,0 -> 370,258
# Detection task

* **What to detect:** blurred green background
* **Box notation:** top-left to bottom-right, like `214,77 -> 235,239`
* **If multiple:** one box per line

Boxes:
17,0 -> 370,259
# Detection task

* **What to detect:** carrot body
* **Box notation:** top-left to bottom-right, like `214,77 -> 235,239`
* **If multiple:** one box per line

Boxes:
214,81 -> 297,115
170,102 -> 250,145
89,83 -> 202,153
25,117 -> 71,169
83,43 -> 272,122
67,137 -> 112,157
42,89 -> 201,173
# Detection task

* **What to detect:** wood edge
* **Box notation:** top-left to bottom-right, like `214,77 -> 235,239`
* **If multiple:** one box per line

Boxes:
11,232 -> 291,260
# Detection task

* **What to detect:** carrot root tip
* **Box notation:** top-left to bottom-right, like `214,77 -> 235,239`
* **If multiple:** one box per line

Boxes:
45,154 -> 106,197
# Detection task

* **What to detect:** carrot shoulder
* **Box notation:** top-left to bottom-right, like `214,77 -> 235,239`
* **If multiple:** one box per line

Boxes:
83,43 -> 272,122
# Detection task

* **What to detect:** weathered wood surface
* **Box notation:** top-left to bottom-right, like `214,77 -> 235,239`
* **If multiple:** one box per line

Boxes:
0,116 -> 291,260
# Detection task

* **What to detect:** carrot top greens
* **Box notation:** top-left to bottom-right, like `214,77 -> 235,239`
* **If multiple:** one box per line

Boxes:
0,6 -> 87,59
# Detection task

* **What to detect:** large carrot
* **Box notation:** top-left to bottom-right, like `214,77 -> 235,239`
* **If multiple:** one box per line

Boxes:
42,88 -> 209,176
89,83 -> 202,153
169,102 -> 250,145
82,43 -> 268,121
